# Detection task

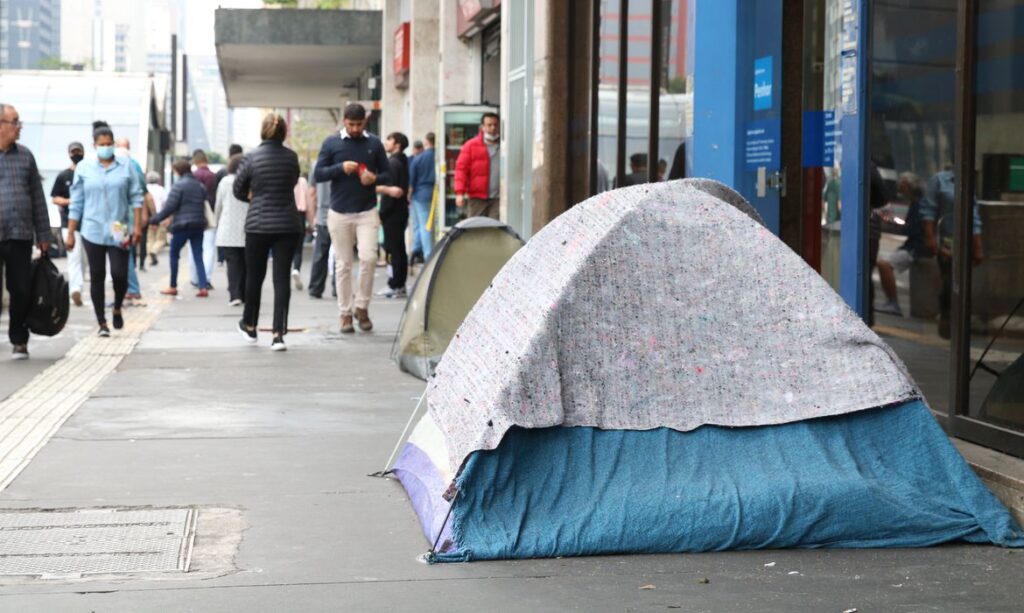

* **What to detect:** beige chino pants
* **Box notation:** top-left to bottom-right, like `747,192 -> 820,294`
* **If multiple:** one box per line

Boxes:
327,208 -> 380,315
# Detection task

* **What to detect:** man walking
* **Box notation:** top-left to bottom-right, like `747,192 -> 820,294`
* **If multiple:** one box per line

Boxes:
314,103 -> 391,333
215,144 -> 243,190
376,132 -> 410,298
190,149 -> 216,290
454,112 -> 500,219
0,103 -> 53,360
408,132 -> 436,261
51,141 -> 87,306
306,159 -> 335,299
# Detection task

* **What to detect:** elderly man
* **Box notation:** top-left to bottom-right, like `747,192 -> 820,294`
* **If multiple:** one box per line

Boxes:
0,103 -> 54,360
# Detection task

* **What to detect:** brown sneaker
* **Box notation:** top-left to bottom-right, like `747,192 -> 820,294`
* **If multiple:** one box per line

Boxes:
71,290 -> 83,306
355,307 -> 373,332
340,314 -> 355,334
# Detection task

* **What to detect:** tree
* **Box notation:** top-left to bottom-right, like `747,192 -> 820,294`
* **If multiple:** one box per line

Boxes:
38,56 -> 77,71
207,151 -> 226,164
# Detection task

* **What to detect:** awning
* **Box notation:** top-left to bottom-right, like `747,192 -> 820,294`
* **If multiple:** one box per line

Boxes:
214,8 -> 381,109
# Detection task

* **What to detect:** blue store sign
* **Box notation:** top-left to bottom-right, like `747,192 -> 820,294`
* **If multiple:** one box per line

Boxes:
744,119 -> 780,170
753,56 -> 773,111
801,110 -> 840,167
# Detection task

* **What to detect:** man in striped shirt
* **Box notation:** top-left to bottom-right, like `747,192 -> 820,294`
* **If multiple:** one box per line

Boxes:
0,103 -> 54,360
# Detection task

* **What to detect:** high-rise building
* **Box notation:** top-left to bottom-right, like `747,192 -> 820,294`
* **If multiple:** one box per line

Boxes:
59,0 -> 151,72
1,0 -> 61,70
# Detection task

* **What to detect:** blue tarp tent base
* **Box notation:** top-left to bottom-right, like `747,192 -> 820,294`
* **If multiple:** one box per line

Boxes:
406,401 -> 1024,563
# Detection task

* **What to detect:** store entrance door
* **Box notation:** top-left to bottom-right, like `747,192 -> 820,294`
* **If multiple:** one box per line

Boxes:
734,0 -> 784,234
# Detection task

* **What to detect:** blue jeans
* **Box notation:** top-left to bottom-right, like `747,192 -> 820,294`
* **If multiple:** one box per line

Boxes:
410,195 -> 433,261
170,227 -> 208,289
127,250 -> 140,295
189,228 -> 216,288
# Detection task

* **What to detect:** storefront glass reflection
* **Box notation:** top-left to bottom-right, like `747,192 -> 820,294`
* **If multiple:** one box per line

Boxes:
968,0 -> 1024,432
868,0 -> 958,413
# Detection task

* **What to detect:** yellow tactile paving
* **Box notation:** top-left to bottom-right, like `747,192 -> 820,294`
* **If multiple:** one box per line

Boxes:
0,299 -> 169,492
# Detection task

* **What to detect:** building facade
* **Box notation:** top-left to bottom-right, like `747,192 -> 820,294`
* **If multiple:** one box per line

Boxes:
381,0 -> 1023,460
1,0 -> 60,70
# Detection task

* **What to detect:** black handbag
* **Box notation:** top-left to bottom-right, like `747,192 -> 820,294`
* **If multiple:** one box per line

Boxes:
26,255 -> 70,337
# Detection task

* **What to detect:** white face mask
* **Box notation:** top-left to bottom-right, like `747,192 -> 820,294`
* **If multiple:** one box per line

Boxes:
484,132 -> 499,143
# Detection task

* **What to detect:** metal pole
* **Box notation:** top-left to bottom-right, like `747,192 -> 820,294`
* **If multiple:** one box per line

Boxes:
370,388 -> 428,478
951,0 -> 978,422
588,0 -> 600,196
837,0 -> 871,318
615,0 -> 629,184
182,53 -> 189,149
647,0 -> 664,183
170,34 -> 177,140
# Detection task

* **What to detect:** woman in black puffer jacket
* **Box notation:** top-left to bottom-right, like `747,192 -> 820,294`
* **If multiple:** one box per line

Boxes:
234,113 -> 302,351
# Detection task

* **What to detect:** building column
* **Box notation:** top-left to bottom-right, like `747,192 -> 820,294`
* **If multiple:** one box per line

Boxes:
381,0 -> 408,139
691,0 -> 740,186
409,0 -> 439,144
438,0 -> 477,105
528,0 -> 570,234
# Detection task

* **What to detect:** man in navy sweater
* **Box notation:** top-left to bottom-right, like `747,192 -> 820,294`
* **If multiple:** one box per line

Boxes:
314,103 -> 391,333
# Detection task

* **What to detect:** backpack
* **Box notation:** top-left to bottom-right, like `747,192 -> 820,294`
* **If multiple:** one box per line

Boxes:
26,255 -> 69,337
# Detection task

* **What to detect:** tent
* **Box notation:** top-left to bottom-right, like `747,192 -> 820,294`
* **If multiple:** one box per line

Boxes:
389,179 -> 1024,562
394,217 -> 524,380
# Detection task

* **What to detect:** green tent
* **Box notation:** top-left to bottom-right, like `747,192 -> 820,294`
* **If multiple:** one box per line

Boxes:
394,218 -> 524,380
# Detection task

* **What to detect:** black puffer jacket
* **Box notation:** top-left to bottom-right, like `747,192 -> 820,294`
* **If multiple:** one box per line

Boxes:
234,140 -> 302,234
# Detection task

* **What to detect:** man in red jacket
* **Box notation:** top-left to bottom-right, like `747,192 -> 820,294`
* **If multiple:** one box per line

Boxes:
454,112 -> 500,219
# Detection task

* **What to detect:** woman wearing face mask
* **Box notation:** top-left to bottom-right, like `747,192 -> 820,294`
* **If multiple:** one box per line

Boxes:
66,121 -> 144,337
148,158 -> 211,297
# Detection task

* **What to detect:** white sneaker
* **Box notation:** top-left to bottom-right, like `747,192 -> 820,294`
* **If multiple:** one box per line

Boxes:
375,287 -> 396,298
291,269 -> 303,291
270,336 -> 287,352
229,298 -> 242,307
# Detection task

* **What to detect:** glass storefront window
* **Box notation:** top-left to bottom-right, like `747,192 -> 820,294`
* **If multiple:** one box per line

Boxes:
968,0 -> 1024,432
620,0 -> 652,187
867,0 -> 958,414
595,0 -> 621,191
657,0 -> 693,182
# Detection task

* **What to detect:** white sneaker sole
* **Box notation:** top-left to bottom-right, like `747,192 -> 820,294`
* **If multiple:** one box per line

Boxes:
11,353 -> 28,361
237,324 -> 257,344
292,271 -> 303,291
271,343 -> 287,352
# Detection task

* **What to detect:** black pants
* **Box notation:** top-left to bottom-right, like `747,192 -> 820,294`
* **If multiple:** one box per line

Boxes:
291,220 -> 306,272
0,240 -> 32,345
307,224 -> 334,297
382,218 -> 408,290
134,226 -> 148,268
223,246 -> 246,302
82,237 -> 129,325
243,232 -> 299,335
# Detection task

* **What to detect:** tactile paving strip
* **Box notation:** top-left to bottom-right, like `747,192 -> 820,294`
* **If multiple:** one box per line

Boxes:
0,508 -> 196,576
0,299 -> 167,492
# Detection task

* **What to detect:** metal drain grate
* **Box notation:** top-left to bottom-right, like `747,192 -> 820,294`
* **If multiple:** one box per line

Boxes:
0,508 -> 196,576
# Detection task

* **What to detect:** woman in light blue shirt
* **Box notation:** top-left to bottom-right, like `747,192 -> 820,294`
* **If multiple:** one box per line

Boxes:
66,121 -> 143,337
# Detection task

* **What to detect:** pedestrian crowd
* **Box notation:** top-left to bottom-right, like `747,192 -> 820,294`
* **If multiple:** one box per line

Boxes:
1,101 -> 506,358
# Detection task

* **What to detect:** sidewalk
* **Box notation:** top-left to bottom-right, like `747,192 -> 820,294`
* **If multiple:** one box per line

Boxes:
1,252 -> 1024,611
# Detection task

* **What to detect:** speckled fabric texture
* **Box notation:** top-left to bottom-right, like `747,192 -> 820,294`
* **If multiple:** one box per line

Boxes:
428,179 -> 920,475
